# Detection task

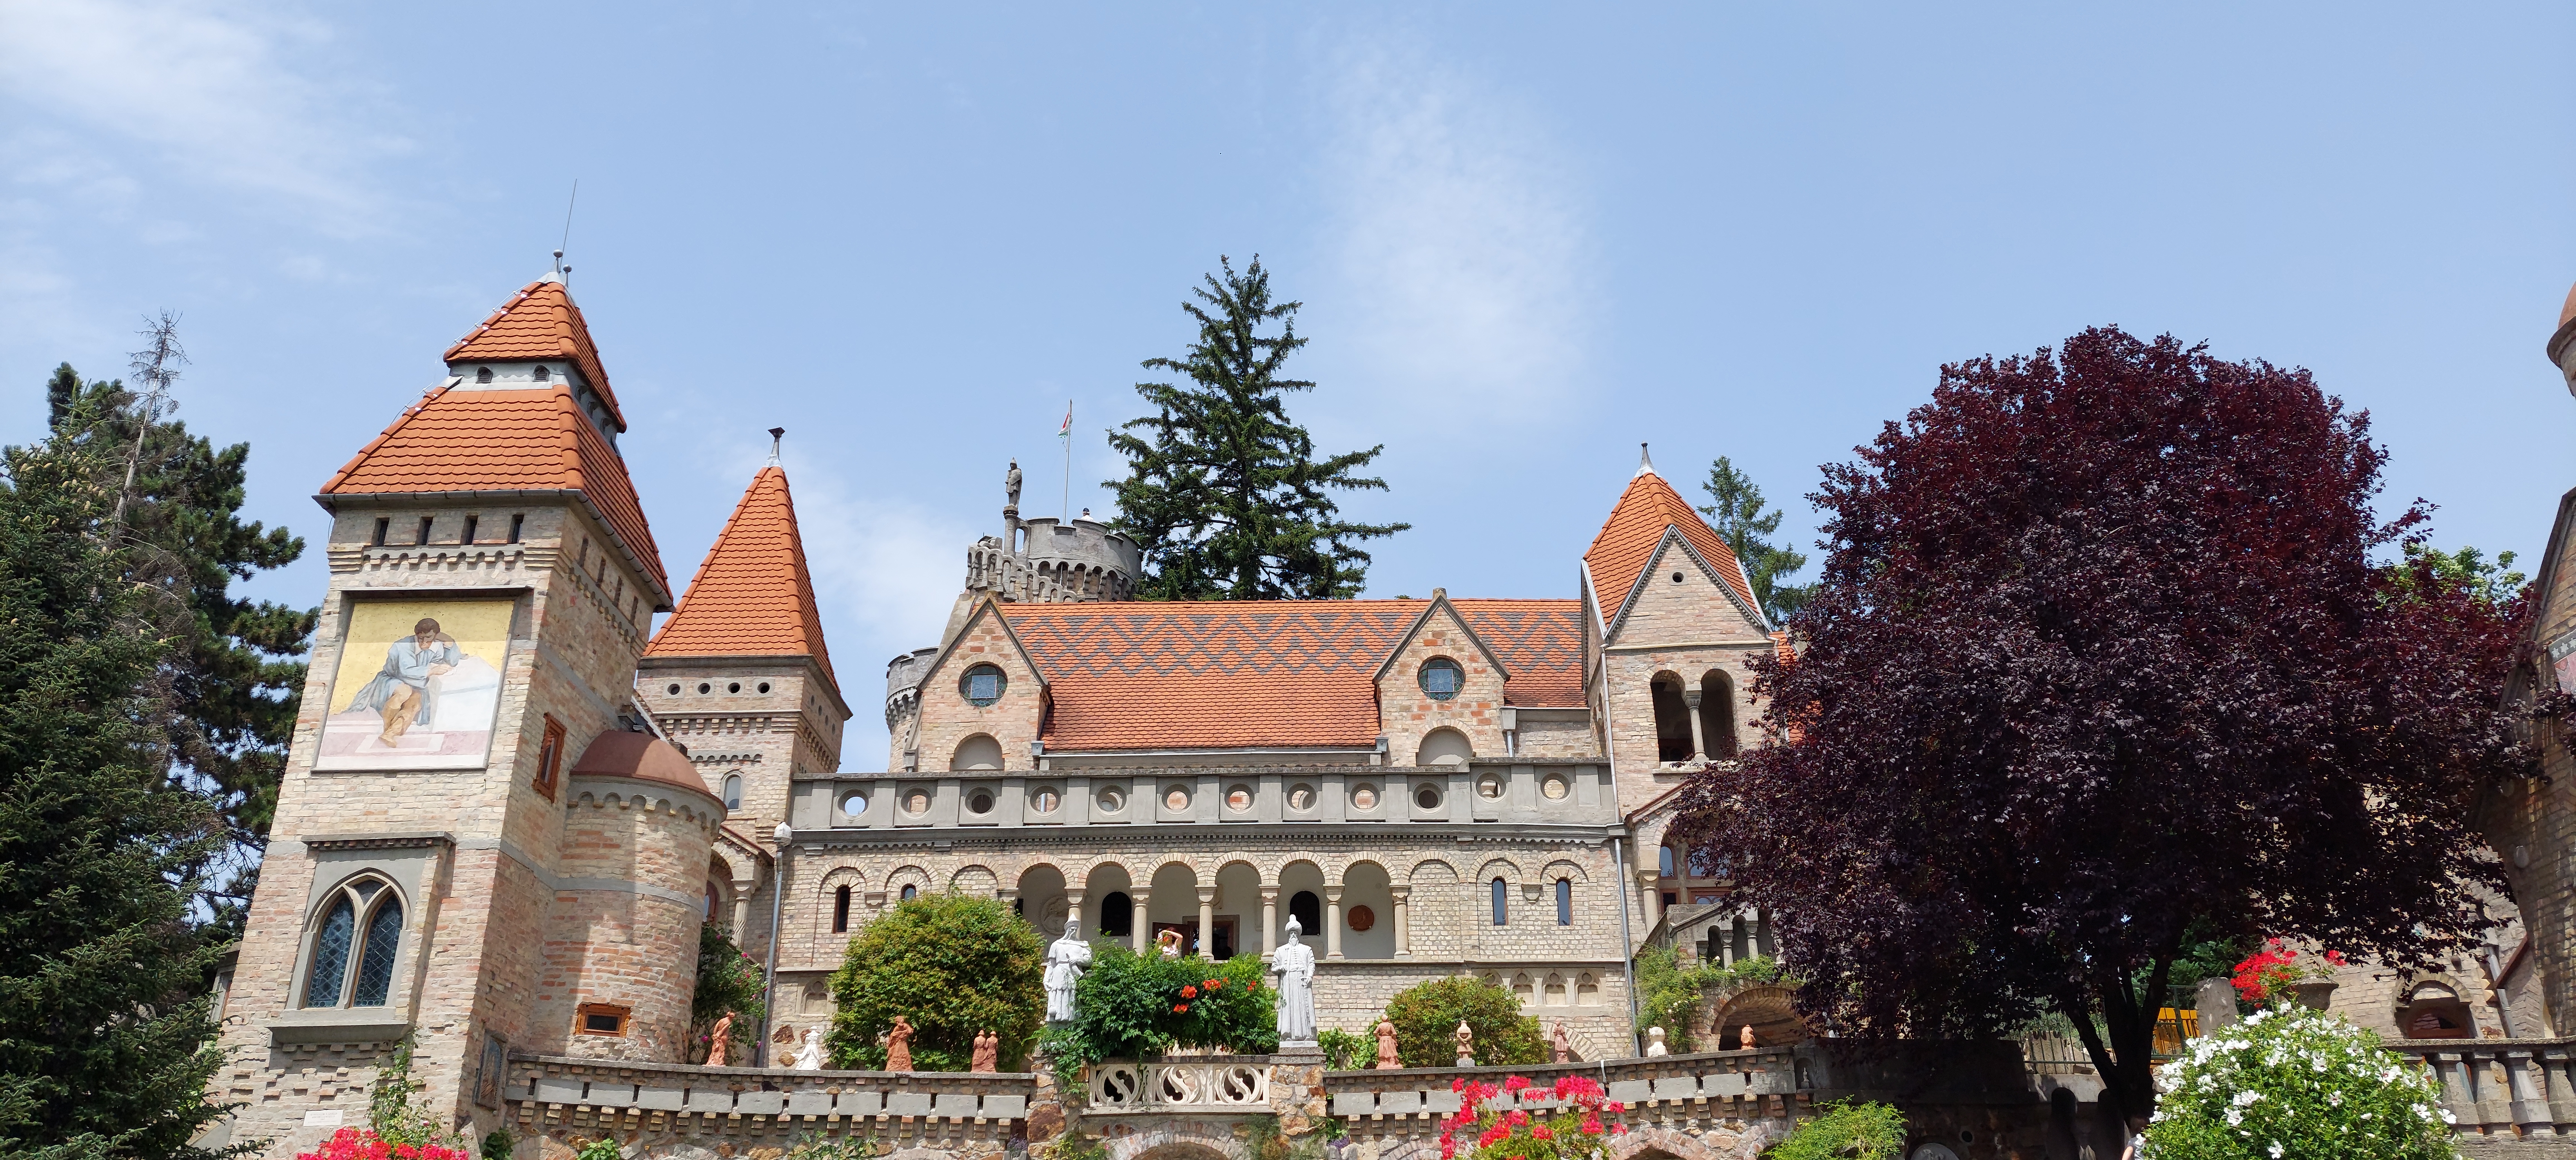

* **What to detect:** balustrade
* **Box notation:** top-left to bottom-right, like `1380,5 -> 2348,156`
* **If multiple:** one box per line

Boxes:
1087,1058 -> 1272,1111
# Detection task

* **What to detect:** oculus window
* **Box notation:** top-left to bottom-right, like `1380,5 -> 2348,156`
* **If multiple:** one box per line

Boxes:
960,664 -> 1007,707
1418,657 -> 1465,701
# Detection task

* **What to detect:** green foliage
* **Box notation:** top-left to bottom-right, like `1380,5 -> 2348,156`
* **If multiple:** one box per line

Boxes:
44,357 -> 313,925
1697,455 -> 1811,622
572,1138 -> 623,1160
830,892 -> 1043,1072
1316,1026 -> 1369,1071
1763,1099 -> 1906,1160
2392,542 -> 2526,607
1050,1133 -> 1111,1160
1108,256 -> 1409,600
1380,976 -> 1543,1069
1037,943 -> 1278,1082
0,428 -> 240,1157
2147,1004 -> 2456,1159
691,922 -> 768,1062
369,1035 -> 468,1152
1635,947 -> 1792,1053
785,1129 -> 880,1159
480,1129 -> 514,1160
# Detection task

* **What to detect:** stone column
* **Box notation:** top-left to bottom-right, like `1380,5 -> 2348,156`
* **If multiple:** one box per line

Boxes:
1261,887 -> 1280,961
730,878 -> 757,945
1066,890 -> 1086,939
1682,688 -> 1709,761
1636,870 -> 1663,935
1197,886 -> 1218,960
1324,886 -> 1345,960
1392,887 -> 1412,958
1131,889 -> 1151,951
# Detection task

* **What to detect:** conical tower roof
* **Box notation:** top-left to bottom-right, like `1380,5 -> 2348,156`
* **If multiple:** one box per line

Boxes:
443,276 -> 626,428
1583,450 -> 1758,625
646,466 -> 838,692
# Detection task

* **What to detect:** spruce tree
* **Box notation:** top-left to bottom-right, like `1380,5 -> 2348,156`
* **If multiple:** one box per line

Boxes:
1108,257 -> 1408,600
0,429 -> 236,1158
46,354 -> 312,928
1697,455 -> 1811,622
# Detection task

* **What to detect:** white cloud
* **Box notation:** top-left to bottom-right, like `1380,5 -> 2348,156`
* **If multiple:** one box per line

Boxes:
1313,38 -> 1596,423
0,0 -> 404,231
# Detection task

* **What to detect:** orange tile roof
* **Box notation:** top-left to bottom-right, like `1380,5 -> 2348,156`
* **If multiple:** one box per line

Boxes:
320,383 -> 669,596
1583,468 -> 1756,625
999,598 -> 1586,750
443,279 -> 625,429
646,467 -> 839,691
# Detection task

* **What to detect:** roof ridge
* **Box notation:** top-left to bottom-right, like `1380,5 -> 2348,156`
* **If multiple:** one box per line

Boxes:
319,381 -> 455,493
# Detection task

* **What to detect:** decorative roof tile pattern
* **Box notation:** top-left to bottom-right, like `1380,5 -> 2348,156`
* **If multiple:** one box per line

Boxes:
646,467 -> 838,690
320,384 -> 668,593
998,598 -> 1587,750
442,279 -> 625,428
1583,469 -> 1756,625
1453,599 -> 1587,707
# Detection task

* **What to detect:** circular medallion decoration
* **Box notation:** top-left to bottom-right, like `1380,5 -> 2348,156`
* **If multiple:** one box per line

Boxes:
1097,786 -> 1126,813
1288,784 -> 1316,810
1348,905 -> 1376,932
1542,776 -> 1570,800
1164,786 -> 1191,810
1226,785 -> 1253,811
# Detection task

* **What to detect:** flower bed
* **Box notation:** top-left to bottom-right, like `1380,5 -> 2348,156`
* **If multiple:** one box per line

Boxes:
1436,1074 -> 1625,1160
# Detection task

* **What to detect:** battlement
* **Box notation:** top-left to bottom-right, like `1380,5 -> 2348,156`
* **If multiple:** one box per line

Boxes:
968,515 -> 1140,603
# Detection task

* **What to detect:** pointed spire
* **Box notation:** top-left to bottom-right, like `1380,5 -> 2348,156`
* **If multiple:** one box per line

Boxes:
646,465 -> 839,691
1584,466 -> 1760,629
1635,442 -> 1657,477
442,278 -> 621,428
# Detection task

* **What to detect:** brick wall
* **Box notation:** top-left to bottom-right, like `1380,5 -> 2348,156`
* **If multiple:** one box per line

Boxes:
913,604 -> 1044,772
1377,601 -> 1510,766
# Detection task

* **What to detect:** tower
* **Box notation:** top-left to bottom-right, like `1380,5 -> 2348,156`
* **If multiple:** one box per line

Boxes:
638,462 -> 850,961
209,272 -> 701,1153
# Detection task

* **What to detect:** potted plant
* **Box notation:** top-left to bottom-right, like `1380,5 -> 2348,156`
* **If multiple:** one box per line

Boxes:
2232,939 -> 2348,1012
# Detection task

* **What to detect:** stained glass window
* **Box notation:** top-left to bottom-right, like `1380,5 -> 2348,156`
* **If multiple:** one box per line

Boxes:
353,898 -> 403,1006
1419,658 -> 1463,700
304,898 -> 355,1008
961,664 -> 1006,707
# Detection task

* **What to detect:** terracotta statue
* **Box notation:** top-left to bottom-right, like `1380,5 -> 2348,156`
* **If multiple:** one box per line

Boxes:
1739,1023 -> 1757,1050
1374,1019 -> 1400,1069
703,1010 -> 735,1067
1453,1020 -> 1475,1067
1552,1020 -> 1573,1063
886,1015 -> 915,1072
971,1029 -> 999,1073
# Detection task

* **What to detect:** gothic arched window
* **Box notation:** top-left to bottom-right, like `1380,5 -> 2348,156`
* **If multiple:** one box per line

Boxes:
303,875 -> 404,1009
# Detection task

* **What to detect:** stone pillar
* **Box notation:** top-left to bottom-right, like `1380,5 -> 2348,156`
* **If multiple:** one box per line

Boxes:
1637,870 -> 1662,935
1261,887 -> 1279,961
730,878 -> 757,945
1392,887 -> 1412,958
1682,688 -> 1709,761
1131,890 -> 1151,951
1197,886 -> 1218,960
1065,891 -> 1086,939
1324,886 -> 1345,960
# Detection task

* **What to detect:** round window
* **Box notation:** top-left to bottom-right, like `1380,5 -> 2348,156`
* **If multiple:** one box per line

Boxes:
1097,786 -> 1126,813
1672,571 -> 1685,583
1031,786 -> 1060,813
757,681 -> 771,694
1226,785 -> 1253,811
666,683 -> 681,695
1415,784 -> 1442,810
697,682 -> 711,694
1287,784 -> 1316,811
839,791 -> 868,816
967,789 -> 995,815
1478,774 -> 1503,799
904,789 -> 930,815
1418,657 -> 1465,701
960,664 -> 1007,707
1348,905 -> 1375,932
1351,783 -> 1379,810
728,682 -> 741,694
1164,786 -> 1191,810
1542,776 -> 1569,800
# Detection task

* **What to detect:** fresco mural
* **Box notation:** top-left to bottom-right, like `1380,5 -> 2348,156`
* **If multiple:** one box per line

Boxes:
314,598 -> 513,770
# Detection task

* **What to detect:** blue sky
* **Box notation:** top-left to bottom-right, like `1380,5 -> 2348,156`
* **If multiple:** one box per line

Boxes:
5,2 -> 2571,765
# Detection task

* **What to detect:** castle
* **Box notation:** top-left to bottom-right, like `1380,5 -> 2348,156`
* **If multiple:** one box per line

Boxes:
208,270 -> 1787,1156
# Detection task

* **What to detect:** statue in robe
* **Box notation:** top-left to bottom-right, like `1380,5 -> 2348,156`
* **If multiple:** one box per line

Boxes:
1006,460 -> 1023,509
792,1028 -> 827,1071
1739,1023 -> 1757,1050
1454,1021 -> 1476,1067
1644,1026 -> 1670,1057
1044,918 -> 1092,1024
1374,1019 -> 1401,1069
704,1011 -> 735,1067
1552,1020 -> 1573,1063
971,1029 -> 999,1073
886,1015 -> 915,1072
1273,916 -> 1317,1042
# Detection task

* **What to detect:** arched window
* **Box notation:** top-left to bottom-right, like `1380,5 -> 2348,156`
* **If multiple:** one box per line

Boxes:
722,773 -> 745,810
1416,727 -> 1473,766
900,884 -> 918,901
1658,846 -> 1677,878
1491,878 -> 1508,926
531,364 -> 550,382
1699,669 -> 1738,759
832,885 -> 852,934
1100,891 -> 1134,937
304,876 -> 404,1009
1556,878 -> 1572,925
474,366 -> 493,383
704,882 -> 719,920
953,734 -> 1003,771
1545,973 -> 1567,1005
1650,672 -> 1694,762
1289,890 -> 1322,934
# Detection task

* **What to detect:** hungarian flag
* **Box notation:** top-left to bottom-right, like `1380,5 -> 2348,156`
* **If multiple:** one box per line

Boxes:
1058,401 -> 1072,444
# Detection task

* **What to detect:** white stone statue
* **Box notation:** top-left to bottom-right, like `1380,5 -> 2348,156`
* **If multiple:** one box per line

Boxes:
1274,916 -> 1317,1043
1644,1026 -> 1669,1057
1044,917 -> 1092,1024
791,1028 -> 826,1070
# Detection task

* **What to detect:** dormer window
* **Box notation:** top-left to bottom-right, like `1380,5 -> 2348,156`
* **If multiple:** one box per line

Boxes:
1419,657 -> 1464,701
961,664 -> 1006,707
533,365 -> 550,382
475,367 -> 493,383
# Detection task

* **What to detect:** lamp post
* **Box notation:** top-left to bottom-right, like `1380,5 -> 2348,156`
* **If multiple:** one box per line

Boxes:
756,821 -> 791,1067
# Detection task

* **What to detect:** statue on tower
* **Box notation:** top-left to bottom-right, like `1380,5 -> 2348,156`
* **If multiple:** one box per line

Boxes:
1006,459 -> 1023,510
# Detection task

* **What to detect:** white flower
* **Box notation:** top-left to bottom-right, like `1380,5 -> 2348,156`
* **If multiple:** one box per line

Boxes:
2269,1145 -> 2284,1158
2233,1090 -> 2262,1107
2328,1090 -> 2343,1107
2441,1109 -> 2457,1124
2226,1109 -> 2244,1127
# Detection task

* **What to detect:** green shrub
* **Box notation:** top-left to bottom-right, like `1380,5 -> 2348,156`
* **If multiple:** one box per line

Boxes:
1635,946 -> 1794,1053
1763,1099 -> 1904,1160
1380,977 -> 1543,1069
692,922 -> 768,1063
2145,1004 -> 2457,1160
829,892 -> 1044,1072
1316,1026 -> 1370,1071
1036,943 -> 1278,1082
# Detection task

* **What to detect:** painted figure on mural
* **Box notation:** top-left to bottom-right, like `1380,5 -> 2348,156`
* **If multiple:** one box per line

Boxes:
1045,917 -> 1092,1024
886,1015 -> 915,1072
1274,917 -> 1316,1042
346,618 -> 461,746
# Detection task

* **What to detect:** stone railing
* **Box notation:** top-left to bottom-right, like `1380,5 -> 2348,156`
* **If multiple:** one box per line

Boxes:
2385,1037 -> 2576,1139
1323,1048 -> 1809,1143
1087,1057 -> 1272,1111
504,1054 -> 1040,1149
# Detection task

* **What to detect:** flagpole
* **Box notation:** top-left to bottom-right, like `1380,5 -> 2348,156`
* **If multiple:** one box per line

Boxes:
1061,399 -> 1073,521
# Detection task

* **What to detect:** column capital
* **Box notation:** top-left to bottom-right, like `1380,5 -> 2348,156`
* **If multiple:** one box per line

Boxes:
1260,886 -> 1280,902
1390,886 -> 1412,902
1682,689 -> 1704,708
1196,886 -> 1219,903
1323,885 -> 1345,901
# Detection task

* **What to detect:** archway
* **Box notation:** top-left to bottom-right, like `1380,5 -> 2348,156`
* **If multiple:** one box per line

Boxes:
1417,727 -> 1473,766
1649,672 -> 1693,762
1712,983 -> 1811,1049
1697,669 -> 1737,759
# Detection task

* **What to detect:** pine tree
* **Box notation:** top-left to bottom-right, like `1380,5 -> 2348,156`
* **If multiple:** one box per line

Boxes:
46,348 -> 313,929
0,428 -> 236,1158
1696,455 -> 1811,622
1108,257 -> 1408,600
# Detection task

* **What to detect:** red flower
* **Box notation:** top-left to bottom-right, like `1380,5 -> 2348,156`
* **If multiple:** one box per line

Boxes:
1205,978 -> 1223,990
1182,985 -> 1199,999
1440,1144 -> 1455,1160
1452,1077 -> 1465,1092
1533,1127 -> 1554,1141
1174,1004 -> 1189,1013
1503,1075 -> 1530,1093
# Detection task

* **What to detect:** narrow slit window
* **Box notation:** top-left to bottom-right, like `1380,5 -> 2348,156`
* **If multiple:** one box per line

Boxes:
533,715 -> 565,801
461,515 -> 479,544
371,517 -> 389,546
833,886 -> 852,934
508,514 -> 524,544
1491,878 -> 1508,926
1556,878 -> 1572,926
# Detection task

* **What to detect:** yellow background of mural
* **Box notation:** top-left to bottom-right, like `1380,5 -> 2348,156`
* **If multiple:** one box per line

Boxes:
328,599 -> 514,713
